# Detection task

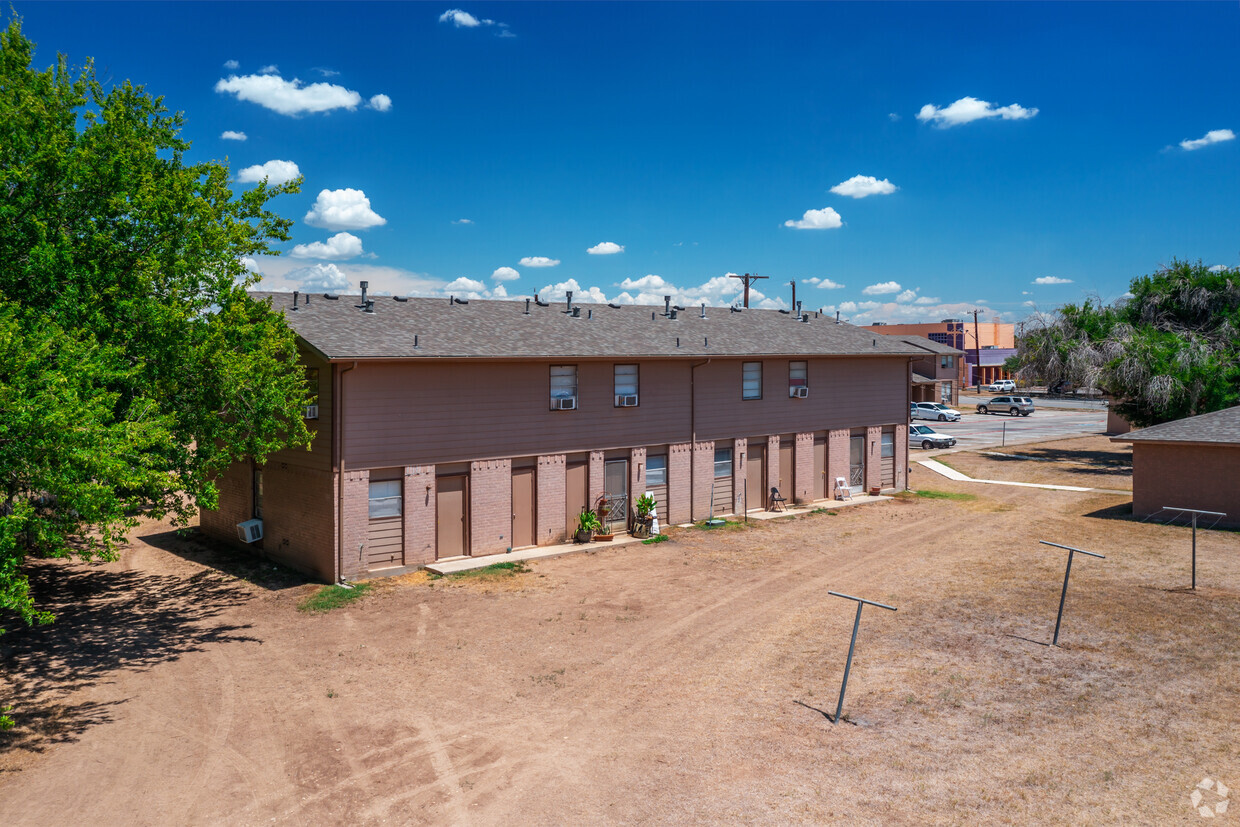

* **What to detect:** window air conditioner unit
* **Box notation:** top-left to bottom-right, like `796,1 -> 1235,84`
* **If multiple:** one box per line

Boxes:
790,386 -> 809,398
303,404 -> 319,420
236,519 -> 263,543
615,394 -> 639,407
553,397 -> 577,411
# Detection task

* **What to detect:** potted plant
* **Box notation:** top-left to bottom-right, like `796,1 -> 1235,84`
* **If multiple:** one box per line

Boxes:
632,493 -> 657,538
575,509 -> 602,543
593,495 -> 615,541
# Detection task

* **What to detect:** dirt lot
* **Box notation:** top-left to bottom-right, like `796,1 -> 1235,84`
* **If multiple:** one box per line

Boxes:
939,435 -> 1133,491
3,450 -> 1239,824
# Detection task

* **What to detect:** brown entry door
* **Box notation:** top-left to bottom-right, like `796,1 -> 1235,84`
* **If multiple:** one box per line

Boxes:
745,443 -> 765,512
813,436 -> 827,500
437,474 -> 469,558
566,461 -> 588,536
779,438 -> 794,502
512,467 -> 535,548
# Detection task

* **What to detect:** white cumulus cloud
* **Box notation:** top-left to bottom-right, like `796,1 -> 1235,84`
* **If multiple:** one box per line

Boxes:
220,130 -> 247,141
285,262 -> 349,292
445,276 -> 487,293
1180,129 -> 1235,151
804,277 -> 845,289
439,8 -> 482,26
783,207 -> 843,230
453,218 -> 474,225
520,256 -> 560,268
917,96 -> 1038,127
223,59 -> 239,70
258,64 -> 279,75
367,93 -> 392,112
1033,276 -> 1073,285
896,289 -> 919,303
290,232 -> 364,260
236,159 -> 301,186
830,175 -> 898,199
587,241 -> 625,255
215,73 -> 367,116
492,266 -> 520,281
1208,264 -> 1230,272
862,281 -> 902,295
304,188 -> 386,230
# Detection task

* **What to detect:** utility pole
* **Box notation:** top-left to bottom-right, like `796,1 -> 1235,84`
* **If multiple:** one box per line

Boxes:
729,272 -> 768,308
790,279 -> 796,315
971,308 -> 982,390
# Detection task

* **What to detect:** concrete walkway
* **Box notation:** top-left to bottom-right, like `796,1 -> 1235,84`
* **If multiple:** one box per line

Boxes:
424,493 -> 892,575
915,457 -> 1129,495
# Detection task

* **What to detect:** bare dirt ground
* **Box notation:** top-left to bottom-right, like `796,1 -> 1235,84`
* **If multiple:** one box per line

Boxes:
3,459 -> 1239,824
940,435 -> 1134,491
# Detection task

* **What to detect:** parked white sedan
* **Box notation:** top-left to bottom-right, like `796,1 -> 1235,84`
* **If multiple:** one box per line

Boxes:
909,424 -> 957,449
912,402 -> 962,422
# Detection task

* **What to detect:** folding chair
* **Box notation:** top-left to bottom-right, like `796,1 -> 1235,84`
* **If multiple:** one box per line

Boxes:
769,487 -> 787,511
834,476 -> 853,501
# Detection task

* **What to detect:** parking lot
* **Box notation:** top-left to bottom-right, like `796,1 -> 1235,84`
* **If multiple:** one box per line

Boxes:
914,407 -> 1108,450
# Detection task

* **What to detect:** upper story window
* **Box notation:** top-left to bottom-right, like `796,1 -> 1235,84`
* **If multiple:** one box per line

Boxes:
550,365 -> 577,410
646,455 -> 667,486
252,467 -> 263,520
368,479 -> 402,519
941,355 -> 955,369
304,367 -> 320,419
714,447 -> 733,478
742,361 -> 762,400
789,361 -> 808,398
614,364 -> 639,407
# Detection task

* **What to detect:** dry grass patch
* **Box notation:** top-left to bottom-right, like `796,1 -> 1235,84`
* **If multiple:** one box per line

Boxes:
945,435 -> 1132,490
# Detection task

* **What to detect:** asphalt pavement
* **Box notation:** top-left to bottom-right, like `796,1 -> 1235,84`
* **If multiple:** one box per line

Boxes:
913,407 -> 1108,451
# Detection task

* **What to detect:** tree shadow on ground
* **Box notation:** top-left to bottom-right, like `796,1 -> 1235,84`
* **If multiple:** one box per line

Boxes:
981,447 -> 1133,478
0,559 -> 260,757
138,527 -> 309,593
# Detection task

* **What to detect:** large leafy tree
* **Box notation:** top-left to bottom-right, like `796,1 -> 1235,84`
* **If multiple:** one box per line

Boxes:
1014,259 -> 1240,428
0,19 -> 311,630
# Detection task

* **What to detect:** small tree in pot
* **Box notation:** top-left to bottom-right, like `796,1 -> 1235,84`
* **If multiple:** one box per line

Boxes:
632,494 -> 657,538
575,509 -> 602,543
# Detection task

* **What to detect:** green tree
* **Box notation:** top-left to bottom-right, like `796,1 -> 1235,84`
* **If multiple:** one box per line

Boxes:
1013,260 -> 1240,427
0,18 -> 311,630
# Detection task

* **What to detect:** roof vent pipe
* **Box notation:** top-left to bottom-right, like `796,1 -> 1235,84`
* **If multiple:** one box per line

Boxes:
790,280 -> 797,313
292,290 -> 299,311
700,303 -> 707,319
670,309 -> 678,320
676,337 -> 680,347
663,295 -> 671,316
836,310 -> 841,324
652,311 -> 656,320
449,295 -> 454,306
360,281 -> 369,304
801,313 -> 809,323
524,298 -> 531,315
572,306 -> 581,318
588,308 -> 593,320
565,290 -> 573,312
796,300 -> 802,316
414,334 -> 419,348
364,300 -> 375,314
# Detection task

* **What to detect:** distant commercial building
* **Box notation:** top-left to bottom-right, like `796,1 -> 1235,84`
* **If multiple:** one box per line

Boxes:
861,319 -> 1016,388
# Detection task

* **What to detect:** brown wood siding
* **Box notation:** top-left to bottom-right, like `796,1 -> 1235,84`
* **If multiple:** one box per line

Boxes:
269,346 -> 333,472
710,474 -> 733,517
340,357 -> 908,468
366,517 -> 402,569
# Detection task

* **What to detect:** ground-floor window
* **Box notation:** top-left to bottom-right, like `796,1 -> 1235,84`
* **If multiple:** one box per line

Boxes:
646,455 -> 667,486
368,479 -> 403,518
714,446 -> 733,477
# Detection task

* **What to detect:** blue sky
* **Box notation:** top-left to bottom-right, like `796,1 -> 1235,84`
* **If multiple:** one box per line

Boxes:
16,2 -> 1240,323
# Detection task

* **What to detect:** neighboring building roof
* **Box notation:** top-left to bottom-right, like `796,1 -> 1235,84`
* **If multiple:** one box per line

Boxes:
1114,406 -> 1240,447
911,370 -> 938,384
895,335 -> 964,356
251,292 -> 931,360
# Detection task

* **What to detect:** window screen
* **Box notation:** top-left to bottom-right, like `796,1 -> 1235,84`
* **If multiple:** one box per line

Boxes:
789,361 -> 807,387
714,447 -> 733,478
369,479 -> 402,519
881,433 -> 894,458
614,364 -> 638,397
550,365 -> 577,405
742,362 -> 762,399
646,455 -> 667,486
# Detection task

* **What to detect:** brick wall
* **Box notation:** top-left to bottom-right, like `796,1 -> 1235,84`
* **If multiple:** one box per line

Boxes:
470,459 -> 512,555
895,424 -> 909,490
199,461 -> 252,546
693,441 -> 714,520
828,429 -> 849,499
865,426 -> 882,493
794,432 -> 814,503
262,462 -> 336,581
588,451 -> 605,510
537,454 -> 567,544
403,466 -> 436,567
732,437 -> 747,515
341,469 -> 370,579
668,442 -> 692,524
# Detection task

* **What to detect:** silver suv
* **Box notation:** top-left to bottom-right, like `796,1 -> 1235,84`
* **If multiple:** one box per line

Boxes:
977,396 -> 1034,416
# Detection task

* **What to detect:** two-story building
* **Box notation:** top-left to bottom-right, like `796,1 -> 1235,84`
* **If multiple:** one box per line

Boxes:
200,288 -> 928,583
900,336 -> 964,405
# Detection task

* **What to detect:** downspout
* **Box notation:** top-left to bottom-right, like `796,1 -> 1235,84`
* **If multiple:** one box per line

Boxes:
334,360 -> 358,583
689,358 -> 712,522
906,357 -> 914,491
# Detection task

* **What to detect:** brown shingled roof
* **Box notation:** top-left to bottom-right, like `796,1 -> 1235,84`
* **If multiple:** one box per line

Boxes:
254,292 -> 930,360
1113,405 -> 1240,447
